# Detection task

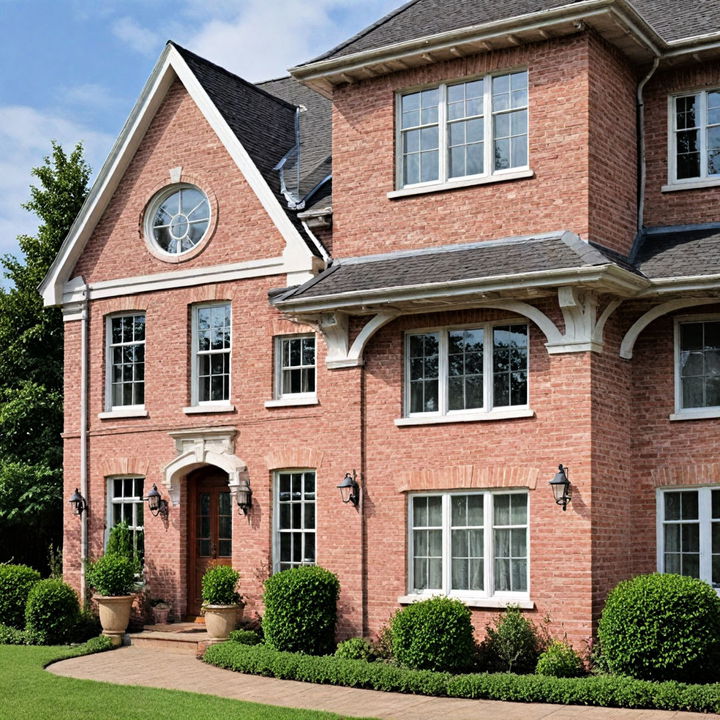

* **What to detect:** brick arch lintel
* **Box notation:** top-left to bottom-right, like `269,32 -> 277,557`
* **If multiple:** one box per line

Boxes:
397,465 -> 540,493
652,463 -> 720,488
101,298 -> 147,315
98,457 -> 151,478
265,447 -> 325,471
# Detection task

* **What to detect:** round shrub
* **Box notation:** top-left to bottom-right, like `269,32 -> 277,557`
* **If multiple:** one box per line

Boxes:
228,629 -> 261,645
335,637 -> 376,662
262,566 -> 339,655
390,596 -> 475,672
86,554 -> 137,596
0,564 -> 41,628
480,605 -> 542,673
598,573 -> 720,682
201,565 -> 241,606
25,579 -> 80,644
536,641 -> 585,678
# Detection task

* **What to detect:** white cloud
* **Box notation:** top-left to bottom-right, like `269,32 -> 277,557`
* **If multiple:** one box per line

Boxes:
59,83 -> 121,110
0,106 -> 114,260
112,16 -> 161,57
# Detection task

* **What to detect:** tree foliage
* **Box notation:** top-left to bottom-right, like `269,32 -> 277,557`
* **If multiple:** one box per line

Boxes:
0,142 -> 90,570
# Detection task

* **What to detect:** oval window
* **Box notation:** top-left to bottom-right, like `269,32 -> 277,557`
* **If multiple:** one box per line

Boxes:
147,185 -> 210,256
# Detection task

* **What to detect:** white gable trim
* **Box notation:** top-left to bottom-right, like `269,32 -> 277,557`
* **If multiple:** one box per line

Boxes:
40,44 -> 316,307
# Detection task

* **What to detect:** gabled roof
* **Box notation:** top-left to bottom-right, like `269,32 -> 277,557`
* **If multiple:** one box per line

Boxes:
40,43 -> 320,306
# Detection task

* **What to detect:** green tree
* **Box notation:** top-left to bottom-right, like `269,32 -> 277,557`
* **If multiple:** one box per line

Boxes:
0,142 -> 90,571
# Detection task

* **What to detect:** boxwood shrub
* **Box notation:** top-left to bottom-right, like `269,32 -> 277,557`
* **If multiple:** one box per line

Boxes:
262,566 -> 339,655
24,579 -> 81,645
201,565 -> 241,606
480,604 -> 542,673
390,597 -> 475,672
228,629 -> 261,645
203,641 -> 720,713
536,641 -> 585,678
598,573 -> 720,682
335,638 -> 376,662
86,554 -> 137,596
0,564 -> 41,628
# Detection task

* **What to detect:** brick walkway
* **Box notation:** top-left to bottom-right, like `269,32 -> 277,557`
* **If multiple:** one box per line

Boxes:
47,646 -> 715,720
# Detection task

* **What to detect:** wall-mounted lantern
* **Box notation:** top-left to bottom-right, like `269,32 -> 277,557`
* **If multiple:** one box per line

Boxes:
337,470 -> 360,507
143,484 -> 169,518
68,488 -> 87,516
235,477 -> 252,515
549,465 -> 572,511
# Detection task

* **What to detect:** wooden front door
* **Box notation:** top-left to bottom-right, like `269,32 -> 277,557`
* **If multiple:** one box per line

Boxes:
187,469 -> 233,616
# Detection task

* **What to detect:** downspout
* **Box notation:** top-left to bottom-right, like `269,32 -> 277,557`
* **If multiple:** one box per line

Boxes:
637,56 -> 660,233
79,282 -> 89,606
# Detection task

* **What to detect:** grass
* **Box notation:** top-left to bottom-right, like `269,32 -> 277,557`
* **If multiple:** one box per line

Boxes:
0,643 -> 375,720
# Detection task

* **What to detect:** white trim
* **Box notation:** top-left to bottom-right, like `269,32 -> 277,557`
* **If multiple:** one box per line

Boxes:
98,408 -> 149,420
273,334 -> 317,401
265,397 -> 318,408
190,302 -> 232,408
662,178 -> 720,192
669,408 -> 720,421
395,408 -> 534,426
397,594 -> 535,609
388,169 -> 534,199
272,469 -> 317,574
41,44 -> 316,307
183,403 -> 236,414
104,312 -> 146,413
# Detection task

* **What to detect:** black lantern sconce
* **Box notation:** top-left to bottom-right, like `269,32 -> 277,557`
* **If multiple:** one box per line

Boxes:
143,484 -> 169,518
337,470 -> 361,507
549,464 -> 572,511
68,488 -> 87,516
235,476 -> 252,515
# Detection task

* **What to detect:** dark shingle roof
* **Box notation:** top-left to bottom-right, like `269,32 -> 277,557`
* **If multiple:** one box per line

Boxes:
635,226 -> 720,279
307,0 -> 720,64
279,232 -> 618,301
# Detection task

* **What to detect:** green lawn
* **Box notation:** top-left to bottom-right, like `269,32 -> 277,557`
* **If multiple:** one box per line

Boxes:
0,644 -> 373,720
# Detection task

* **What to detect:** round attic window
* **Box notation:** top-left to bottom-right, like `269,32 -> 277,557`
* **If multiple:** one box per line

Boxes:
146,184 -> 210,256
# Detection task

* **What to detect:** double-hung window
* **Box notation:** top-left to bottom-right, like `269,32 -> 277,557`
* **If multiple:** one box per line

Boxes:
409,491 -> 529,601
675,318 -> 720,417
397,70 -> 528,190
669,89 -> 720,185
276,335 -> 316,399
107,477 -> 145,565
106,313 -> 145,411
404,323 -> 528,419
192,303 -> 231,406
274,471 -> 316,572
658,487 -> 720,590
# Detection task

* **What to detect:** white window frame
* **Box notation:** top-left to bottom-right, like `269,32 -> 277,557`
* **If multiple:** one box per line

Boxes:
671,314 -> 720,421
665,89 -> 720,191
404,489 -> 530,605
267,334 -> 317,407
103,312 -> 146,415
400,320 -> 531,424
272,469 -> 317,574
105,475 -> 145,565
392,69 -> 530,196
189,302 -> 233,410
656,486 -> 720,594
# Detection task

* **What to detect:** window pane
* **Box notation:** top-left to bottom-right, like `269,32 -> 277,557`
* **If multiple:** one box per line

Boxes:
427,496 -> 442,526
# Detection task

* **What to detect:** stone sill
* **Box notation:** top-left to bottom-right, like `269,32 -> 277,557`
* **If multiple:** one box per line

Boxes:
387,169 -> 534,199
98,408 -> 148,420
662,177 -> 720,193
669,408 -> 720,422
398,594 -> 534,610
183,404 -> 236,415
264,396 -> 319,408
395,408 -> 534,427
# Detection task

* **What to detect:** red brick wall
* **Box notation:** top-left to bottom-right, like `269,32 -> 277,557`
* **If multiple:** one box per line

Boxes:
644,63 -> 720,228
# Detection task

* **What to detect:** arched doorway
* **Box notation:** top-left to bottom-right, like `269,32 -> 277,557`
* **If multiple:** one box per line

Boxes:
186,466 -> 232,617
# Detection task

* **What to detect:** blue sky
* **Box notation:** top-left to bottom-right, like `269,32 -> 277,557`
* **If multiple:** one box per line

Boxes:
0,0 -> 403,263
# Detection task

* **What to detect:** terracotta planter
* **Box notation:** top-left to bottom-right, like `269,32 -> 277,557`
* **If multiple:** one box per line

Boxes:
95,595 -> 134,646
204,604 -> 241,642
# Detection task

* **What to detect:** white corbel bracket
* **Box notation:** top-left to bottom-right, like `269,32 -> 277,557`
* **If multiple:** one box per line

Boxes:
316,311 -> 398,368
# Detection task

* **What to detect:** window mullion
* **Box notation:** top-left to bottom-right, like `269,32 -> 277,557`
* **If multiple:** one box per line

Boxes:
439,84 -> 448,183
439,331 -> 448,415
699,487 -> 712,583
484,323 -> 493,411
701,92 -> 709,180
484,76 -> 493,176
486,492 -> 494,595
443,494 -> 451,594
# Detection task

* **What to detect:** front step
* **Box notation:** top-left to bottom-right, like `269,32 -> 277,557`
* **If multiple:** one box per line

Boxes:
127,623 -> 211,657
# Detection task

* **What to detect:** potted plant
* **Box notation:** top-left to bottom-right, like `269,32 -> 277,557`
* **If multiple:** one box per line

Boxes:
150,598 -> 171,625
201,564 -> 243,642
85,553 -> 137,646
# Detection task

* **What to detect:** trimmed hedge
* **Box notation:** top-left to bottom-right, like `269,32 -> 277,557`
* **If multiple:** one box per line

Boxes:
262,566 -> 339,655
0,564 -> 41,628
0,623 -> 28,645
203,641 -> 720,713
228,629 -> 261,646
25,579 -> 81,645
598,573 -> 720,682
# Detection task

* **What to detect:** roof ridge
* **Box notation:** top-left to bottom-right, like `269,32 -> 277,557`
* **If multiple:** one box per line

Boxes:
256,74 -> 293,87
168,41 -> 298,112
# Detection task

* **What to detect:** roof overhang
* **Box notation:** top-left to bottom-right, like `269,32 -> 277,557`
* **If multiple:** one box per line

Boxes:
290,0 -> 665,96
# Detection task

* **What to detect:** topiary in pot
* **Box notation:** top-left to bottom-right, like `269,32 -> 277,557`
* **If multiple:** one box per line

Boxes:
390,596 -> 476,672
201,565 -> 242,642
262,565 -> 339,655
0,564 -> 41,629
598,573 -> 720,682
86,554 -> 137,645
25,579 -> 80,645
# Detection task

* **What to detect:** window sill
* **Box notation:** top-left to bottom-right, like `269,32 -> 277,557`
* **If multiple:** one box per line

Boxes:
388,169 -> 534,199
183,403 -> 236,415
662,178 -> 720,193
395,408 -> 534,427
98,408 -> 148,420
669,408 -> 720,421
264,396 -> 319,408
398,594 -> 534,610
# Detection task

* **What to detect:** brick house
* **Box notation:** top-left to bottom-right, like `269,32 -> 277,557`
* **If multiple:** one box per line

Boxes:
41,0 -> 720,646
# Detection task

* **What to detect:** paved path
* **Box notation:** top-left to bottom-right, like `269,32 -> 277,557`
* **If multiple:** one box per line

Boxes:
48,646 -> 715,720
